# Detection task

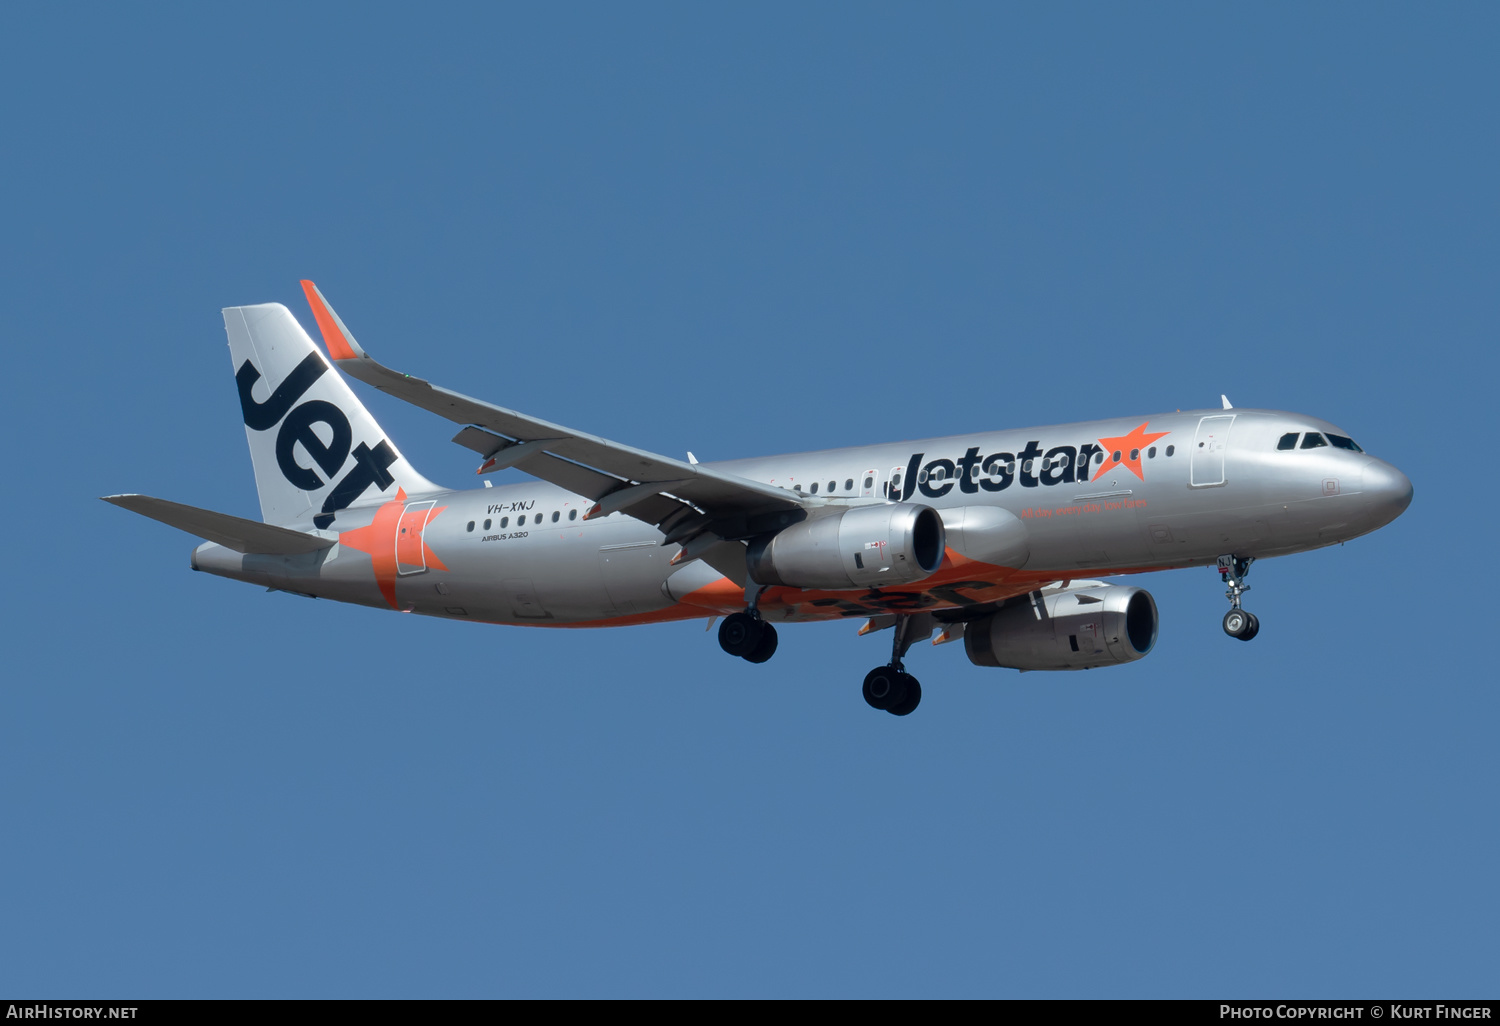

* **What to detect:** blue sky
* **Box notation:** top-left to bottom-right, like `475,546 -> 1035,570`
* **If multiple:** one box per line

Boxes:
1,4 -> 1495,997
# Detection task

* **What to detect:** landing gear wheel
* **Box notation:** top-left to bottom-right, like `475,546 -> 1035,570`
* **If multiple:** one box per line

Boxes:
1223,608 -> 1254,640
743,622 -> 779,663
718,612 -> 764,658
862,666 -> 908,711
887,674 -> 922,716
1217,555 -> 1259,642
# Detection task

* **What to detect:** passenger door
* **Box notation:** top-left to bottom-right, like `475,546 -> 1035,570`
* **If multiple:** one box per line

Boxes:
1190,416 -> 1235,487
395,499 -> 438,575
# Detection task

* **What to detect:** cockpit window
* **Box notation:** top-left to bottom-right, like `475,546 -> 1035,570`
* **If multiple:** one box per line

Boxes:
1327,433 -> 1363,452
1277,432 -> 1299,451
1301,432 -> 1328,449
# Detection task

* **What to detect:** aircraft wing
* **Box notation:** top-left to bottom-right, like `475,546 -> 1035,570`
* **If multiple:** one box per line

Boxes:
299,282 -> 809,558
102,495 -> 336,555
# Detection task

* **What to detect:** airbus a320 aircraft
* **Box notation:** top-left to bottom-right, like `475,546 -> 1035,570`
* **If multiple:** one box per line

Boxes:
107,283 -> 1413,716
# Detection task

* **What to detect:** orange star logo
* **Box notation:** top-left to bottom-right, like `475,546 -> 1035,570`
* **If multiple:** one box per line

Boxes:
1092,423 -> 1170,482
338,488 -> 448,609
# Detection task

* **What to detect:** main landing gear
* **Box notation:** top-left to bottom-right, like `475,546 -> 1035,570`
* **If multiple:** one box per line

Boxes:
1218,554 -> 1260,641
718,611 -> 778,663
714,585 -> 922,716
717,582 -> 778,664
863,615 -> 922,717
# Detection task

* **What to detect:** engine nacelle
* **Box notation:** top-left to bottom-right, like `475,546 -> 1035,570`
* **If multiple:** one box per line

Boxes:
746,503 -> 945,590
964,582 -> 1158,671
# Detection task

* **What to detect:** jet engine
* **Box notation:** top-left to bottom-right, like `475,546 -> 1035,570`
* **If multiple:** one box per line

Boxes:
963,582 -> 1158,671
746,503 -> 945,590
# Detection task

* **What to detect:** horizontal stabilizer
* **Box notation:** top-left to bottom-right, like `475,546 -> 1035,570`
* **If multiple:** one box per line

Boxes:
102,495 -> 336,554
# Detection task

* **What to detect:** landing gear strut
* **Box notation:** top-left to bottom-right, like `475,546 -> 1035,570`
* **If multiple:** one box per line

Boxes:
863,615 -> 922,716
1218,555 -> 1260,641
718,581 -> 779,663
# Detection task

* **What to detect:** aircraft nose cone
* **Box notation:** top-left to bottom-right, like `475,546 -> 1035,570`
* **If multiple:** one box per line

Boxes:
1363,460 -> 1413,525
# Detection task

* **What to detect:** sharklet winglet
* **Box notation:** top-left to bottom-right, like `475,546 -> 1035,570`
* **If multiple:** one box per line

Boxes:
300,280 -> 367,362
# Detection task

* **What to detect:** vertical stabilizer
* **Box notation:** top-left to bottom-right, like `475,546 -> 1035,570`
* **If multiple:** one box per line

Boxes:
224,303 -> 440,527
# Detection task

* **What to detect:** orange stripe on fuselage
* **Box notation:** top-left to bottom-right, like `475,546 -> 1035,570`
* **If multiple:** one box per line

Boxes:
536,577 -> 747,629
520,554 -> 1181,629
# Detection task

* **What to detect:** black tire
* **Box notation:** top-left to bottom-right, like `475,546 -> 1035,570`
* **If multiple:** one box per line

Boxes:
887,674 -> 922,716
1241,612 -> 1260,642
718,612 -> 764,658
862,666 -> 908,711
1222,608 -> 1251,638
743,622 -> 779,663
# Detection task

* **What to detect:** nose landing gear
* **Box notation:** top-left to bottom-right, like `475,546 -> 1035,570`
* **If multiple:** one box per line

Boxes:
1222,607 -> 1259,640
1218,555 -> 1260,641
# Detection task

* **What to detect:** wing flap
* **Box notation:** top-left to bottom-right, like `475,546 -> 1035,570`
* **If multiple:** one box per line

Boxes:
613,492 -> 689,525
103,495 -> 336,554
451,425 -> 507,458
513,451 -> 621,502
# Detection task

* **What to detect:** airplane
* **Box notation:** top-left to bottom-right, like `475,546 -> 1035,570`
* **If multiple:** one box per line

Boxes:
105,282 -> 1414,716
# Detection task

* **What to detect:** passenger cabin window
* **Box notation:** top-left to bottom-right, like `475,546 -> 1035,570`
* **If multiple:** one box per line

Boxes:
1277,433 -> 1299,450
1148,446 -> 1156,458
552,511 -> 560,523
1327,433 -> 1363,452
864,476 -> 873,488
1301,433 -> 1328,449
809,482 -> 818,494
845,478 -> 854,491
467,521 -> 475,532
1165,445 -> 1175,457
569,509 -> 578,520
827,481 -> 836,493
484,519 -> 491,530
501,517 -> 508,528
